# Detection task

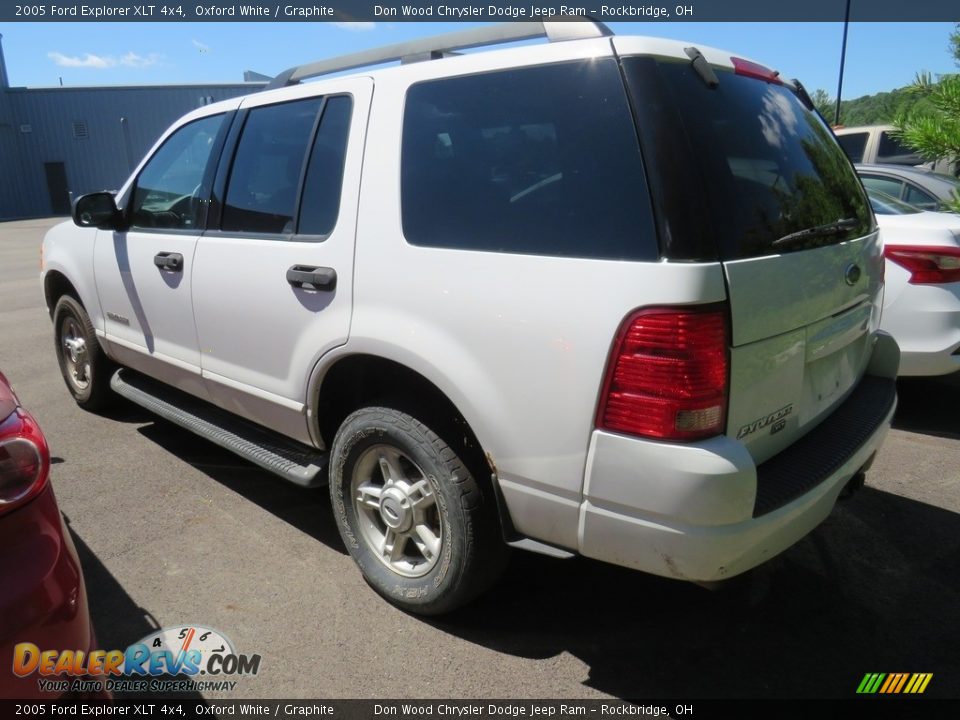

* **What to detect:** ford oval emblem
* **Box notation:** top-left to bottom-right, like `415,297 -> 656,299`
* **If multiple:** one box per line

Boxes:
845,263 -> 861,286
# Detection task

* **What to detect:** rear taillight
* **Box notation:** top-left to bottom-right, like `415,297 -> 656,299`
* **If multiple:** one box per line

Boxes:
885,245 -> 960,284
0,408 -> 51,516
731,57 -> 783,85
597,306 -> 729,442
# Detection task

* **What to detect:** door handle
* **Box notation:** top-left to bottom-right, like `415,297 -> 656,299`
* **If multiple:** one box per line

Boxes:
286,265 -> 337,291
154,252 -> 184,272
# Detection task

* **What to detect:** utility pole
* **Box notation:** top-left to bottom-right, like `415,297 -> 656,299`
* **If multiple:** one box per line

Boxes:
834,0 -> 852,126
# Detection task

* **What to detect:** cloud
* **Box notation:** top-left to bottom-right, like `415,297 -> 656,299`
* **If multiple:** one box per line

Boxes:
332,22 -> 376,31
47,50 -> 162,70
192,39 -> 211,53
47,52 -> 115,69
121,52 -> 162,68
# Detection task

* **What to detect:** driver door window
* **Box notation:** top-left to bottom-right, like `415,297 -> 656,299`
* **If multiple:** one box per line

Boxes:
130,114 -> 225,230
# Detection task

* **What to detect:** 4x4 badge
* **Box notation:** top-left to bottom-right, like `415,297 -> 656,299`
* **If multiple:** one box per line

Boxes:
737,404 -> 794,440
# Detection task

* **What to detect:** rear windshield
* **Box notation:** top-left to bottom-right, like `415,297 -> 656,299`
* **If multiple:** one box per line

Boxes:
622,57 -> 873,261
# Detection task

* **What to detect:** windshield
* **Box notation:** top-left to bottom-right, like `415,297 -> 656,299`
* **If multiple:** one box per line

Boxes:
622,57 -> 874,260
867,188 -> 923,215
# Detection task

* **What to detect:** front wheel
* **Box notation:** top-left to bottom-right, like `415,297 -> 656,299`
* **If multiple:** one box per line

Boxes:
330,407 -> 507,615
52,295 -> 114,411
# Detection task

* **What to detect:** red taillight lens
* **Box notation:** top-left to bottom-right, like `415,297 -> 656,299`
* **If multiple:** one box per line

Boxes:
885,245 -> 960,284
597,306 -> 729,442
0,408 -> 51,516
731,57 -> 783,85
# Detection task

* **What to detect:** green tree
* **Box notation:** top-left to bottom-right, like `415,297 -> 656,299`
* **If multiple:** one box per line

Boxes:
811,88 -> 834,119
892,24 -> 960,207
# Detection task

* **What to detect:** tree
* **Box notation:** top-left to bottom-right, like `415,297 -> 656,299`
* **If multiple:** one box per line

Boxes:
811,88 -> 834,120
892,24 -> 960,205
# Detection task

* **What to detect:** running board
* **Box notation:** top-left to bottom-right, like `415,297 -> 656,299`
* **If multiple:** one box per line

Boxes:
110,369 -> 327,487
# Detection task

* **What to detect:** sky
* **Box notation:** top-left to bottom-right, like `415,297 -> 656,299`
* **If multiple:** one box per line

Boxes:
0,21 -> 956,101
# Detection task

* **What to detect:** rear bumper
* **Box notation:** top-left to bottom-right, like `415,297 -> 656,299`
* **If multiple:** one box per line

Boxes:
882,280 -> 960,376
578,371 -> 897,582
0,486 -> 95,700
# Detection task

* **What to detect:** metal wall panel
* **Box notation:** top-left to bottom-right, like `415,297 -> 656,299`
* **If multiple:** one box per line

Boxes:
0,84 -> 259,220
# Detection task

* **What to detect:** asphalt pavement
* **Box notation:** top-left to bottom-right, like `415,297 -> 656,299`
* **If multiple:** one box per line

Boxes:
1,217 -> 958,701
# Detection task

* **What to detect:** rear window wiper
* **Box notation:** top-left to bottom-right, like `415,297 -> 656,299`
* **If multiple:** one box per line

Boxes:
771,218 -> 859,250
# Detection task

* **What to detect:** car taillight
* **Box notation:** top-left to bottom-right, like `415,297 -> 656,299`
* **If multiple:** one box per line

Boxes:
731,57 -> 782,85
884,245 -> 960,284
597,305 -> 729,442
0,408 -> 51,516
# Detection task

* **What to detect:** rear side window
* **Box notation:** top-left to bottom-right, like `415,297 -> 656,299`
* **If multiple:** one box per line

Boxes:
877,131 -> 921,165
623,57 -> 873,260
902,184 -> 937,210
401,60 -> 657,261
222,97 -> 323,234
836,132 -> 868,163
298,96 -> 352,236
860,175 -> 904,199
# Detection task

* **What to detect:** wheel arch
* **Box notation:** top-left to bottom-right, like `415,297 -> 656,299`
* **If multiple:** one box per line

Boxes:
43,270 -> 82,317
311,352 -> 517,541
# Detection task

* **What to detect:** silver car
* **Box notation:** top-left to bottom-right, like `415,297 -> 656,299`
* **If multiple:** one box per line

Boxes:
857,163 -> 960,212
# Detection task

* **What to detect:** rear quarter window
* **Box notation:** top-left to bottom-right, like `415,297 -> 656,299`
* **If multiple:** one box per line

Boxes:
400,60 -> 657,261
877,131 -> 922,165
902,183 -> 938,210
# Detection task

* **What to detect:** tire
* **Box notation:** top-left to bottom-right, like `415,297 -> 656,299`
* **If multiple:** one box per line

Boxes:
330,406 -> 508,615
52,295 -> 114,411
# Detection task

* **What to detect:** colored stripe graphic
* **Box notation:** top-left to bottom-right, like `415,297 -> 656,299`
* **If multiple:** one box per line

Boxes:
904,673 -> 934,694
879,674 -> 895,693
868,673 -> 886,693
857,672 -> 932,694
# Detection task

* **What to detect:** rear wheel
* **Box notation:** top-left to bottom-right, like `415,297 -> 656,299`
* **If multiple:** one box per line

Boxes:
53,295 -> 114,411
330,406 -> 507,615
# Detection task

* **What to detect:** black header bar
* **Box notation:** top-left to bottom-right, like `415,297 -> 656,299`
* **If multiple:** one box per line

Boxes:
2,1 -> 959,23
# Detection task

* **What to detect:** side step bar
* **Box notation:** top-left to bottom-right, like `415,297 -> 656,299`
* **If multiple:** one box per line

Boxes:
110,369 -> 327,488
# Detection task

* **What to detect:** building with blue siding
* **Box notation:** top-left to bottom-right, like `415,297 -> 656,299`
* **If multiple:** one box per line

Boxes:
0,34 -> 262,220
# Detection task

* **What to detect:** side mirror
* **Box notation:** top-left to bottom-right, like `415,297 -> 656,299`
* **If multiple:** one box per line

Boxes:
73,192 -> 121,230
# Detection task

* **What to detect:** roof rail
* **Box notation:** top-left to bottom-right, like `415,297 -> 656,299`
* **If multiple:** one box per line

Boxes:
267,20 -> 614,90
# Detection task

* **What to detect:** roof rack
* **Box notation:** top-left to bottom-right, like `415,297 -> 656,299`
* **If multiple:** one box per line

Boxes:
267,20 -> 614,90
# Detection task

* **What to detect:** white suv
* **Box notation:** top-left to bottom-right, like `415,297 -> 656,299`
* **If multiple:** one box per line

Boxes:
42,21 -> 899,614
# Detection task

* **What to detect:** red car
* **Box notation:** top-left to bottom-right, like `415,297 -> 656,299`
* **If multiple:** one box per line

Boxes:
0,371 -> 100,699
